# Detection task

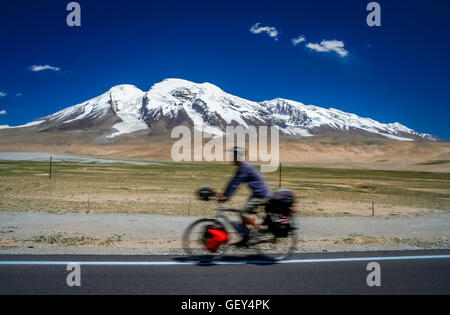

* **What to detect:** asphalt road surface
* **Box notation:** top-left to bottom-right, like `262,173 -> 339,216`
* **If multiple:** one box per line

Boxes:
0,250 -> 449,295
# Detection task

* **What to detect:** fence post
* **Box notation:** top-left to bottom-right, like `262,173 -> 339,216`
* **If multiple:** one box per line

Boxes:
49,156 -> 52,179
279,163 -> 282,188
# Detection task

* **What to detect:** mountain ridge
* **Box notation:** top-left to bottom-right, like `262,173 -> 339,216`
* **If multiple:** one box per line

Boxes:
1,78 -> 438,141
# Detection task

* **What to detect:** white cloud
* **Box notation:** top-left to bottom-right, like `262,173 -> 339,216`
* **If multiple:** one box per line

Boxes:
306,39 -> 348,57
29,64 -> 61,72
0,110 -> 7,115
16,93 -> 22,97
291,35 -> 306,46
250,23 -> 279,40
0,91 -> 6,97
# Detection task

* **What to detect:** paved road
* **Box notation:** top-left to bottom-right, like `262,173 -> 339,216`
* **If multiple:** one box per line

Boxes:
0,250 -> 449,295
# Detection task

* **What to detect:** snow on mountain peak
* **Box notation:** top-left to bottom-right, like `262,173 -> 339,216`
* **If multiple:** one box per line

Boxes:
143,78 -> 267,136
106,84 -> 147,138
1,78 -> 437,141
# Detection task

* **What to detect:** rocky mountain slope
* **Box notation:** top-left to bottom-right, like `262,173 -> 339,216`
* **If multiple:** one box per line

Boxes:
1,78 -> 437,141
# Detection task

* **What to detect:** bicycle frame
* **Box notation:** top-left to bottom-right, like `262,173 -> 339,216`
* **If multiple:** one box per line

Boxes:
211,205 -> 277,246
212,205 -> 244,236
186,189 -> 297,260
183,202 -> 297,261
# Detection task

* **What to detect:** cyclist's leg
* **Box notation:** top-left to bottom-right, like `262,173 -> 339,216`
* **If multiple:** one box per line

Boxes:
240,197 -> 268,229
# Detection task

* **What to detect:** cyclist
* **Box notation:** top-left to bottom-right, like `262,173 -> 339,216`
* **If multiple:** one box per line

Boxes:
216,146 -> 271,235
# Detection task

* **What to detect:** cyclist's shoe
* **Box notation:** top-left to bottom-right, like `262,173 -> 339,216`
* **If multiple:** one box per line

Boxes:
231,239 -> 249,247
231,222 -> 250,243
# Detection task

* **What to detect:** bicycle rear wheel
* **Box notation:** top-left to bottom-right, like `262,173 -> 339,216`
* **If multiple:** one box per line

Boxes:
182,218 -> 229,262
252,216 -> 298,261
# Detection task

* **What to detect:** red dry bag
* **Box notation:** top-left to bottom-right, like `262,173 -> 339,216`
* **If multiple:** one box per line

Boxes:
204,227 -> 229,253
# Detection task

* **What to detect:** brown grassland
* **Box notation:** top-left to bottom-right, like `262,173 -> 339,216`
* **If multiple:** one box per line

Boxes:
0,160 -> 448,217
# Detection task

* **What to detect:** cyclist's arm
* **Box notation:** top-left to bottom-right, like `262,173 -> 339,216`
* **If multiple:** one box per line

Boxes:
223,166 -> 246,200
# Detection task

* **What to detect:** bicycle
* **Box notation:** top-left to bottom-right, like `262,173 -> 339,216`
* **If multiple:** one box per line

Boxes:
182,187 -> 298,262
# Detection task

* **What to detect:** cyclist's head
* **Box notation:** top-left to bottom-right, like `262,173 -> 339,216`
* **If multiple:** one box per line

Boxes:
229,146 -> 245,165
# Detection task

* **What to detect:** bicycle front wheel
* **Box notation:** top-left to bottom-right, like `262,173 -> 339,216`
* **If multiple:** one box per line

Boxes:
182,218 -> 228,262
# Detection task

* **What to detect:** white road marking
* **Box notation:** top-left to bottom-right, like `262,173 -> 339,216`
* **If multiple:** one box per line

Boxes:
0,255 -> 449,266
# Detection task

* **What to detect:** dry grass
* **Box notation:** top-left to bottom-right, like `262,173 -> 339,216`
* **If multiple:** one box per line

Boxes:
0,160 -> 448,217
31,232 -> 123,247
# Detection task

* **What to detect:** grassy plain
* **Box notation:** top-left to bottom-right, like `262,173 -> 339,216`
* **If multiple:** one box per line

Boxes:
0,160 -> 448,217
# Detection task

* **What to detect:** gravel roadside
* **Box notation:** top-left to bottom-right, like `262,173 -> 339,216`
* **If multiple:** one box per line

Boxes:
0,211 -> 449,255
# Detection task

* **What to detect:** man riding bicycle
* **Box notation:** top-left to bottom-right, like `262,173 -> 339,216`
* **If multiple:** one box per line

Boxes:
185,146 -> 296,259
216,147 -> 271,232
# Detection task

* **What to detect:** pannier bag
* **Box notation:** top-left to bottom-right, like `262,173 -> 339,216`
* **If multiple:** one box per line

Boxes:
265,189 -> 295,215
203,224 -> 229,253
264,214 -> 292,238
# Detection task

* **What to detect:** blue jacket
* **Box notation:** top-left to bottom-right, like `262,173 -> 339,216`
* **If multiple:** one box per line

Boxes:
224,162 -> 270,199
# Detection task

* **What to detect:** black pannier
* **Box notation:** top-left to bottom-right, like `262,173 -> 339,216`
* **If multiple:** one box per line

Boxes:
264,214 -> 292,238
265,189 -> 295,216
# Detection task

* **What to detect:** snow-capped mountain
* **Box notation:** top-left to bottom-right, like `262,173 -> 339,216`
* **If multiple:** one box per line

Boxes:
5,78 -> 436,141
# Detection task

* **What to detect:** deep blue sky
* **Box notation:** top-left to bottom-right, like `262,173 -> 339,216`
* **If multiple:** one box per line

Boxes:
0,0 -> 449,138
